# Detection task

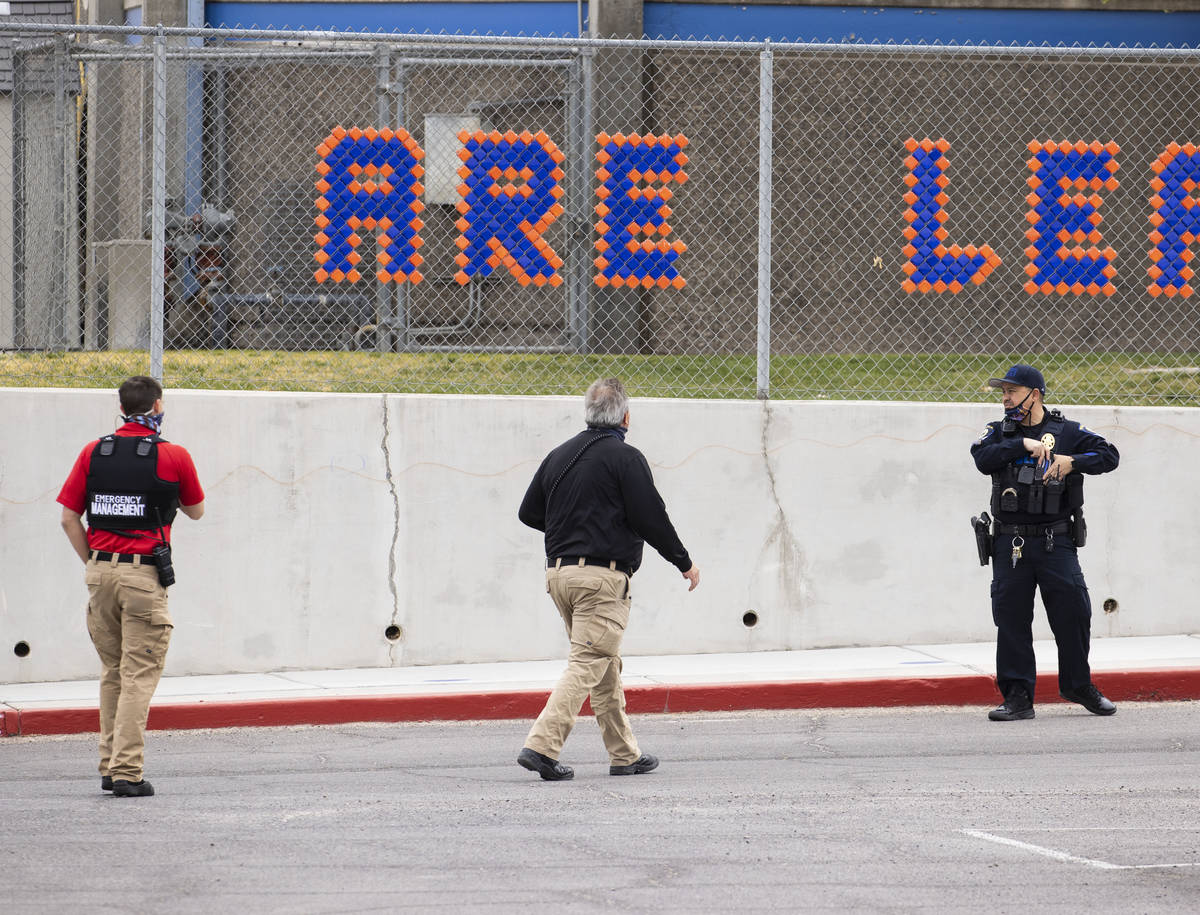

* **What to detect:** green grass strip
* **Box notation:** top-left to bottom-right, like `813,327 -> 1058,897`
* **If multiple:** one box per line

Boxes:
2,349 -> 1199,406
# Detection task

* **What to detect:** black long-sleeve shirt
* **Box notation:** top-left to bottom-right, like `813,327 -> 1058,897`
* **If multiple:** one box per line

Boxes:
518,429 -> 692,574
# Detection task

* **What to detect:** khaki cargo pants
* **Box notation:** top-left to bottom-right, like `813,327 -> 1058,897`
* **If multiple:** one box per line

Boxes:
525,560 -> 640,767
84,555 -> 172,783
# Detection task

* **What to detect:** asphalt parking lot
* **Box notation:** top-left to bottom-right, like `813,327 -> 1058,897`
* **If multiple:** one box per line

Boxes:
3,703 -> 1199,913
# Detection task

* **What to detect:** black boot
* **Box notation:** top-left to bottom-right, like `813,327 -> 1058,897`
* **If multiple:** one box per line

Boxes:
988,687 -> 1035,721
517,748 -> 574,781
1060,683 -> 1116,716
610,754 -> 659,776
111,779 -> 155,797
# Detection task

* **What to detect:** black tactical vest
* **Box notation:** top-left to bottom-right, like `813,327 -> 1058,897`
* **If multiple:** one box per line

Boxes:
85,435 -> 180,533
989,411 -> 1083,517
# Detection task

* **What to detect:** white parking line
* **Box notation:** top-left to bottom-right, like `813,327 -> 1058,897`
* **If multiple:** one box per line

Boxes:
962,829 -> 1122,869
961,829 -> 1200,870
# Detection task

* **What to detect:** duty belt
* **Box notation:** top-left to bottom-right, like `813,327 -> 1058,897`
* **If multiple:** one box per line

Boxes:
89,550 -> 153,564
994,521 -> 1070,537
550,556 -> 634,577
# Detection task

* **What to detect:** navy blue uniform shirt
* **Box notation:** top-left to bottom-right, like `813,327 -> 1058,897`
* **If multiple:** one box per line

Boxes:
971,412 -> 1119,525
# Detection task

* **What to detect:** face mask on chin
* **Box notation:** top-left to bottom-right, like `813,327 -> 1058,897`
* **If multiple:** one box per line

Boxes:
123,411 -> 164,433
1004,390 -> 1035,423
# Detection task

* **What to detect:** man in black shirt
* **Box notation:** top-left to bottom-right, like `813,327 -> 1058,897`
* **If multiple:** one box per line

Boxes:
516,378 -> 700,780
971,364 -> 1119,722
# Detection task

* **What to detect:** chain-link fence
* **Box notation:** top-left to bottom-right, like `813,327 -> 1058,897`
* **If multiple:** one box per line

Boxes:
1,23 -> 1199,404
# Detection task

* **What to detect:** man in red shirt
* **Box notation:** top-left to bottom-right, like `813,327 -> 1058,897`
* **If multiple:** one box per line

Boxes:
57,376 -> 205,797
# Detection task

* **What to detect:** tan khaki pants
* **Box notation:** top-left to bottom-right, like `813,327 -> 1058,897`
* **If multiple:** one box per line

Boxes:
84,556 -> 172,782
525,561 -> 640,766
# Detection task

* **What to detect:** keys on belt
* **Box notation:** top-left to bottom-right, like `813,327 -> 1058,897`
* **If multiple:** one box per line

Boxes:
1011,537 -> 1024,569
1000,521 -> 1069,566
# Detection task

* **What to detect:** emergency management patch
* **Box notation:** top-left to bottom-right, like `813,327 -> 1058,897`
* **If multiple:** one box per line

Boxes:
89,493 -> 148,519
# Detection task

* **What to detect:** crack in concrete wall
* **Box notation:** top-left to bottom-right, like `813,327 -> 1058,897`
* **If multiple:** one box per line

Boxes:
758,399 -> 810,619
381,395 -> 403,664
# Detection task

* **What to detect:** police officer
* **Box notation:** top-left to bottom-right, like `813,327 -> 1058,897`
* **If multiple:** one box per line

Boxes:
971,364 -> 1118,722
57,376 -> 205,796
516,378 -> 700,780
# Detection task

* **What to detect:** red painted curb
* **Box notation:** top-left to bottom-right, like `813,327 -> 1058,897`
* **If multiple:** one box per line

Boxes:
1080,668 -> 1200,703
13,706 -> 96,737
641,675 -> 1001,713
150,690 -> 552,731
4,668 -> 1198,736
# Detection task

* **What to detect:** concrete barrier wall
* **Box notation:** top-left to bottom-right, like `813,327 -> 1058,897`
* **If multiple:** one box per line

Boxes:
1,387 -> 1195,683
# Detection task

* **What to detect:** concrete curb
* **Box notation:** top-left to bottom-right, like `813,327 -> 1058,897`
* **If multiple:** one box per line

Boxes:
4,668 -> 1199,737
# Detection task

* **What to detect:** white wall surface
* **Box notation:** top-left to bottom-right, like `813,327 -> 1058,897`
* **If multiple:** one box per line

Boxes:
0,386 -> 1193,683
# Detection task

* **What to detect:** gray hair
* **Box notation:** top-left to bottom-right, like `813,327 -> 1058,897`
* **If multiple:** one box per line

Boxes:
584,377 -> 629,427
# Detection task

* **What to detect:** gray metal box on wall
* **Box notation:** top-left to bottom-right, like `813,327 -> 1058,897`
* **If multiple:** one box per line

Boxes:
94,239 -> 151,349
424,114 -> 481,206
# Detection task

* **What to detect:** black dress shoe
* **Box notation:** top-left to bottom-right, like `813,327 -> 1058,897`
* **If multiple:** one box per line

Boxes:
517,748 -> 574,781
101,776 -> 113,792
988,687 -> 1034,721
610,754 -> 659,776
1060,683 -> 1116,716
111,779 -> 155,797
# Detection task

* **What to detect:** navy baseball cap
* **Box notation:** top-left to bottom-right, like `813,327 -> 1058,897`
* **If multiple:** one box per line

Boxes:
987,364 -> 1045,394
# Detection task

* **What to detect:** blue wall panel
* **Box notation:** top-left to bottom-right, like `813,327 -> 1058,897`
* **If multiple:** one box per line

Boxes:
644,3 -> 1200,47
203,2 -> 1200,47
205,1 -> 582,36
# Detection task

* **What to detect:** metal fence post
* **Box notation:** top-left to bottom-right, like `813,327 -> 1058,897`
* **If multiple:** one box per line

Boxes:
149,28 -> 168,381
373,45 -> 412,353
756,39 -> 773,400
11,49 -> 26,349
570,44 -> 594,352
51,37 -> 67,347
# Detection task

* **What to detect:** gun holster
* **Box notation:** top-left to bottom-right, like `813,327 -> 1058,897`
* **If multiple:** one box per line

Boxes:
1071,509 -> 1087,548
970,511 -> 993,566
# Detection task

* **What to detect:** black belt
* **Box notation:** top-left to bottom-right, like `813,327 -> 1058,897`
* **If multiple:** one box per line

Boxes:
89,550 -> 153,564
549,556 -> 633,577
995,521 -> 1070,537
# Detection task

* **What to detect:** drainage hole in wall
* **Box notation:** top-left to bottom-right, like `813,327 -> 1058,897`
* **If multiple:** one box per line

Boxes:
14,641 -> 31,658
742,611 -> 759,628
1103,599 -> 1119,614
384,625 -> 403,642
